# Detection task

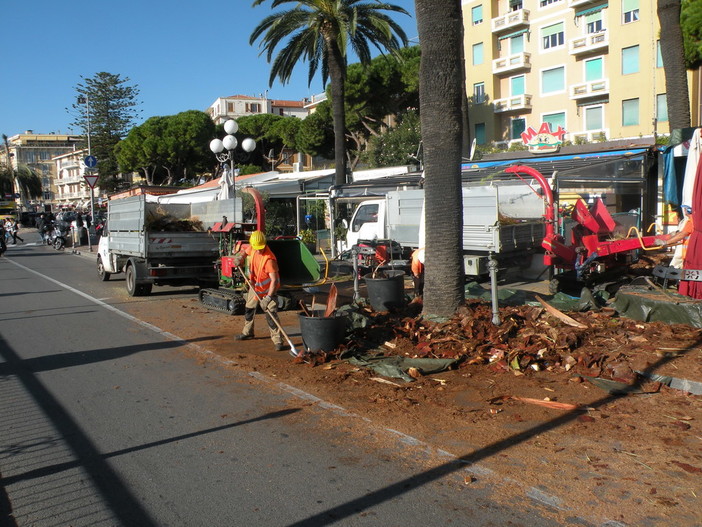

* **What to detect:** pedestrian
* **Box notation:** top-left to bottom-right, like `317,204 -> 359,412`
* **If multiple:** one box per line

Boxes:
9,219 -> 23,244
232,230 -> 286,351
411,247 -> 425,297
0,221 -> 6,255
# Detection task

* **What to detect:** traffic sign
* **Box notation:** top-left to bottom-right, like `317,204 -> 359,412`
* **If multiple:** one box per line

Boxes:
84,174 -> 99,188
84,155 -> 97,168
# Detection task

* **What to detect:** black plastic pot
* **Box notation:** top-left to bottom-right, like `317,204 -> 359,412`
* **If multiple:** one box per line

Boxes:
298,312 -> 346,353
364,270 -> 406,311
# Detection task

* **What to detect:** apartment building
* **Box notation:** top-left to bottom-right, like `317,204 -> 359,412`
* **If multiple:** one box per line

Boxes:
462,0 -> 700,147
52,149 -> 104,210
1,132 -> 83,209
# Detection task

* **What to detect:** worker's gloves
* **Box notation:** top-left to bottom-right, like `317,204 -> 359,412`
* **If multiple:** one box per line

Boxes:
260,295 -> 275,311
232,254 -> 243,268
653,238 -> 667,247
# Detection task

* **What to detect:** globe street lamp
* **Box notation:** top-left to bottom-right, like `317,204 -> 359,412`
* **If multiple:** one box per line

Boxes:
209,119 -> 256,182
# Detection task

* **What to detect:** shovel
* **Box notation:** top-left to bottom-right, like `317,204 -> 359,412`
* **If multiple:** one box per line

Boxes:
324,283 -> 338,318
236,266 -> 300,357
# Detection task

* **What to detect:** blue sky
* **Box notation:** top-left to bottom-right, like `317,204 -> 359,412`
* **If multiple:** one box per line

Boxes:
1,0 -> 418,138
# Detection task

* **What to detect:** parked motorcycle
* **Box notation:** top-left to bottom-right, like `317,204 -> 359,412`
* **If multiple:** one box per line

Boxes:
47,222 -> 69,250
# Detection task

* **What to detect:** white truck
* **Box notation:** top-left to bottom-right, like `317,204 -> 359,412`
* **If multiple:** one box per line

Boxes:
97,194 -> 240,296
344,181 -> 547,277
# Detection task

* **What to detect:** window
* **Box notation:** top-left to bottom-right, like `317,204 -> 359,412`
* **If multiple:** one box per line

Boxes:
542,66 -> 565,94
510,33 -> 524,54
227,102 -> 234,112
474,82 -> 486,103
622,0 -> 639,23
585,105 -> 604,131
472,43 -> 484,65
656,40 -> 663,68
475,123 -> 487,145
245,102 -> 261,113
540,0 -> 561,6
622,45 -> 639,75
542,22 -> 564,49
585,11 -> 603,33
543,112 -> 566,130
622,98 -> 639,126
657,94 -> 668,122
472,5 -> 483,25
585,57 -> 603,81
511,118 -> 526,140
351,204 -> 379,232
509,0 -> 523,11
511,75 -> 525,96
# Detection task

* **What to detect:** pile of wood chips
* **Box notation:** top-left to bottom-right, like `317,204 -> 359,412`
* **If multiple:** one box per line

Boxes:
146,207 -> 204,232
353,299 -> 702,379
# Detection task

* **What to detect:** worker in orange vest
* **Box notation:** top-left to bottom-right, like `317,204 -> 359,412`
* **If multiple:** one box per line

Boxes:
657,205 -> 694,263
233,230 -> 286,351
411,247 -> 425,297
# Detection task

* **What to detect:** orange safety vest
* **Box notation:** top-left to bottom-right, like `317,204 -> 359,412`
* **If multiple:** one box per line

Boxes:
246,246 -> 279,299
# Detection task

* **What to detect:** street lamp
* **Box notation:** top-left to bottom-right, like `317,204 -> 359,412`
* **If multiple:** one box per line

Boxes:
77,94 -> 95,251
209,119 -> 256,222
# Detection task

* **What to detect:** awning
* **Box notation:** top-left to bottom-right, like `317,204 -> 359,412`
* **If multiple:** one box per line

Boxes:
575,3 -> 608,17
498,28 -> 528,40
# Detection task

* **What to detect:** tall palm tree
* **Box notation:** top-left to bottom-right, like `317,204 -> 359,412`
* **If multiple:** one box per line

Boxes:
415,0 -> 465,317
658,0 -> 691,131
1,134 -> 43,202
250,0 -> 409,186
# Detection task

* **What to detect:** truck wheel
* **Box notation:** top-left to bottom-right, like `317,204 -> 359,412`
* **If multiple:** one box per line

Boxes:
126,265 -> 138,296
97,256 -> 111,281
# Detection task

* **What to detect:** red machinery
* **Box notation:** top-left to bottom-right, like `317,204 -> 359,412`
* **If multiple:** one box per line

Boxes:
505,165 -> 663,292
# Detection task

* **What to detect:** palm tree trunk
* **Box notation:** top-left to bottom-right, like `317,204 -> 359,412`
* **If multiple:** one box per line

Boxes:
327,42 -> 348,186
416,0 -> 465,317
658,0 -> 691,130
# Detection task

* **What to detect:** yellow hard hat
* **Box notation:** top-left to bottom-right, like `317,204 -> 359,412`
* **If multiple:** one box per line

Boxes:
249,230 -> 266,250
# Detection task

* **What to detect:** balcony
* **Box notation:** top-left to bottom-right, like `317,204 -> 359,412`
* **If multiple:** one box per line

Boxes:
491,9 -> 530,34
570,79 -> 609,100
568,0 -> 606,8
492,52 -> 531,75
569,129 -> 610,142
493,94 -> 532,113
569,31 -> 608,55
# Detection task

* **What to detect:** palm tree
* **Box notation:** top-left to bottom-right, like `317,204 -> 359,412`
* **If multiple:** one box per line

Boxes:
658,0 -> 691,130
415,0 -> 465,317
1,134 -> 43,203
250,0 -> 409,186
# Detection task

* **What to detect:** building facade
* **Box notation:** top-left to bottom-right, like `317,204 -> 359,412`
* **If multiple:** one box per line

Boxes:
1,132 -> 83,211
52,149 -> 104,211
462,0 -> 700,147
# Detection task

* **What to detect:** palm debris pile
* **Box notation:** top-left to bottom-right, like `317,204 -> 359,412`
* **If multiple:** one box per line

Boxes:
146,206 -> 204,232
348,299 -> 702,380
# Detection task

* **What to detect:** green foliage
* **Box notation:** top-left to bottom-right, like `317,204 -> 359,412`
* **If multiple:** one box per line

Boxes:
297,110 -> 335,159
682,0 -> 702,68
299,228 -> 316,244
0,164 -> 42,199
116,110 -> 215,185
361,109 -> 421,167
250,0 -> 411,185
69,72 -> 141,191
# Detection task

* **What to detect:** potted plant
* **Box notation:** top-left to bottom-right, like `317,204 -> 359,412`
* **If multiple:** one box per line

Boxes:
299,228 -> 317,254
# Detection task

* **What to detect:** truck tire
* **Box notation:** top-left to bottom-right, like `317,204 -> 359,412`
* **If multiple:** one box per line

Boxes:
97,255 -> 111,281
125,264 -> 151,296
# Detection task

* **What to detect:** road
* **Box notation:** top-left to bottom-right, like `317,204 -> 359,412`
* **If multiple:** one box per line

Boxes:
0,238 -> 567,526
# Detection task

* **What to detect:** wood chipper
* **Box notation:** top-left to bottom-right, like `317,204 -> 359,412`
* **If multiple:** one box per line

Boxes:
199,187 -> 328,315
505,165 -> 664,294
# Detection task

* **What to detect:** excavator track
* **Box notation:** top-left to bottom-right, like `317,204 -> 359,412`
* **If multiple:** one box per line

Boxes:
199,288 -> 246,315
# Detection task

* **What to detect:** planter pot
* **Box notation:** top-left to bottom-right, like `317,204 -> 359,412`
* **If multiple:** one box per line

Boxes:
299,312 -> 346,353
364,270 -> 406,311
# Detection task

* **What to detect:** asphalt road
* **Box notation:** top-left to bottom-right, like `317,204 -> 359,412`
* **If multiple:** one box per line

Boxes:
0,238 -> 569,526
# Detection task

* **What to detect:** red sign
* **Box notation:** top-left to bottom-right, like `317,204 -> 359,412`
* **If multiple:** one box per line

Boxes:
84,174 -> 99,188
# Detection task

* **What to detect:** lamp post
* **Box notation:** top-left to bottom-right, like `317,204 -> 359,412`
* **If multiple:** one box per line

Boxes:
77,94 -> 94,251
209,119 -> 256,224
